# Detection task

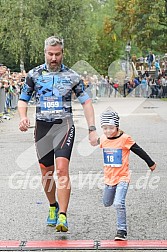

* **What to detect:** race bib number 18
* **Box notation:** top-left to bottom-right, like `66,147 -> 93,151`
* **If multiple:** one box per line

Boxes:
103,148 -> 122,167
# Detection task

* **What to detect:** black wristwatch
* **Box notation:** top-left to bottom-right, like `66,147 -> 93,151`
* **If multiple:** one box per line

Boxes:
89,125 -> 96,133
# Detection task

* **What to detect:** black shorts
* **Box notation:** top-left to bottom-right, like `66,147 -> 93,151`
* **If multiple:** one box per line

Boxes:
34,118 -> 75,167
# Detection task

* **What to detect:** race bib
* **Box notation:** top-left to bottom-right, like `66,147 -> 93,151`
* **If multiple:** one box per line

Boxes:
103,148 -> 122,167
40,96 -> 63,114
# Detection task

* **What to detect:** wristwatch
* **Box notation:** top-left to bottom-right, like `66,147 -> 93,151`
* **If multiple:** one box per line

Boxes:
89,125 -> 96,133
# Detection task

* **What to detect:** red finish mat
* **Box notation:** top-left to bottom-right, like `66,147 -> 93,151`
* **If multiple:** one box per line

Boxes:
100,240 -> 167,249
0,240 -> 167,250
0,240 -> 21,248
25,240 -> 95,249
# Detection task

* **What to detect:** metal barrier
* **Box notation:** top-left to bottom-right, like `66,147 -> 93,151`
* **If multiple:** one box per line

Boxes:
0,88 -> 6,122
0,88 -> 6,114
0,88 -> 18,121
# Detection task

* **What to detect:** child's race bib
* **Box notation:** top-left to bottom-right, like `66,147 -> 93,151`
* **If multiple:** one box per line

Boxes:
103,148 -> 122,167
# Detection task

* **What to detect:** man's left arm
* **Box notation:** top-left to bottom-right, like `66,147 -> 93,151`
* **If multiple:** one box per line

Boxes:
72,77 -> 98,146
82,100 -> 99,146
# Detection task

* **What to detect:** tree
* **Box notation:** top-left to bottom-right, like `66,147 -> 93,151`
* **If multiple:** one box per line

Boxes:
0,0 -> 98,71
115,0 -> 167,53
87,0 -> 123,75
0,0 -> 50,70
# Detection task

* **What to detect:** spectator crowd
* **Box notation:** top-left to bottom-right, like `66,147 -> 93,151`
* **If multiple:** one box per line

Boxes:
0,52 -> 167,121
0,64 -> 26,121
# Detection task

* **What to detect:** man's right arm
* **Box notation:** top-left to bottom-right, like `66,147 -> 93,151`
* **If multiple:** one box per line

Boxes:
18,100 -> 28,119
18,71 -> 34,131
18,100 -> 30,131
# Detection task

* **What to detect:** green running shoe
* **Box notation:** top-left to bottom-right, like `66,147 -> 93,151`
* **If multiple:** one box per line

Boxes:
56,213 -> 68,232
47,206 -> 59,226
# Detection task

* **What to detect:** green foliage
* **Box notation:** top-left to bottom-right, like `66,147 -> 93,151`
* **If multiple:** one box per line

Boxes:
0,0 -> 48,66
115,0 -> 167,53
0,0 -> 166,73
86,0 -> 123,75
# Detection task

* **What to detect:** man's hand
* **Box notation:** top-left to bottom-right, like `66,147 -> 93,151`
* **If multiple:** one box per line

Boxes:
19,117 -> 30,132
89,131 -> 99,146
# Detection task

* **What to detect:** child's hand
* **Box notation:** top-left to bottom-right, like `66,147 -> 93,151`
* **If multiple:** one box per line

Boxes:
97,138 -> 100,145
150,163 -> 156,171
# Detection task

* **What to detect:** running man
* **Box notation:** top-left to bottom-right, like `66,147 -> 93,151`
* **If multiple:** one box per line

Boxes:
18,36 -> 98,232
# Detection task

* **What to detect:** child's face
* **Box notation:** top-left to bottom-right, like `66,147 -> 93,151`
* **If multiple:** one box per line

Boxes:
102,125 -> 118,138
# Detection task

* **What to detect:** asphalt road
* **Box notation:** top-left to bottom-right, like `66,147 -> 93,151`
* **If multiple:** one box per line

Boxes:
0,96 -> 167,252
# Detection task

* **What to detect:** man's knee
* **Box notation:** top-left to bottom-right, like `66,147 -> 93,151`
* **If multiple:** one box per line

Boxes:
56,158 -> 69,178
56,165 -> 69,178
39,163 -> 54,177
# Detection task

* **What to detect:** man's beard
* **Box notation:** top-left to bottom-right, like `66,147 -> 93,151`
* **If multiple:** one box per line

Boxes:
45,58 -> 61,72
